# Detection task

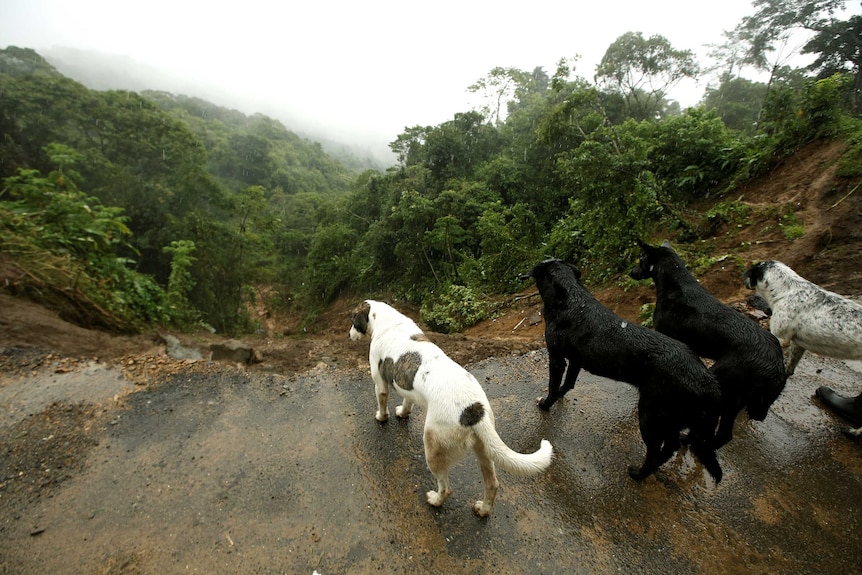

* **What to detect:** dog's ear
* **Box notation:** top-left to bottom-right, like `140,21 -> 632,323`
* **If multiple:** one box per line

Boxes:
742,263 -> 764,289
563,261 -> 582,281
636,238 -> 650,251
351,301 -> 372,335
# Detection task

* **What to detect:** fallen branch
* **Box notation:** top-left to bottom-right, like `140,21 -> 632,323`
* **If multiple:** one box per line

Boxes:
513,291 -> 540,302
827,182 -> 860,211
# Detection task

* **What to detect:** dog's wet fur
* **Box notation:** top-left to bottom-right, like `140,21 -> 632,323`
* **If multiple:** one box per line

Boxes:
630,240 -> 786,447
523,259 -> 723,483
743,260 -> 862,373
350,299 -> 553,517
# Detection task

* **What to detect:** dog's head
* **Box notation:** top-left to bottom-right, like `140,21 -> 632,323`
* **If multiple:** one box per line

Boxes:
629,239 -> 675,281
746,393 -> 779,422
742,261 -> 773,291
349,300 -> 374,341
521,258 -> 582,304
521,258 -> 581,282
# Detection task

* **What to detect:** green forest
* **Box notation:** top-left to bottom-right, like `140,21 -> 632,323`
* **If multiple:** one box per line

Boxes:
1,0 -> 861,335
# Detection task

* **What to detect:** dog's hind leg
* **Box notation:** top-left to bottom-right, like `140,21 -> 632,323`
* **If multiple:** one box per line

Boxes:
689,417 -> 724,482
785,342 -> 806,376
559,358 -> 581,396
690,439 -> 723,483
373,374 -> 390,422
628,414 -> 678,481
471,442 -> 499,518
423,428 -> 454,508
628,437 -> 677,481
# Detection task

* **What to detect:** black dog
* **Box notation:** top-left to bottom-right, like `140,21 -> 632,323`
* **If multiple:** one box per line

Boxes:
630,241 -> 786,447
523,259 -> 723,483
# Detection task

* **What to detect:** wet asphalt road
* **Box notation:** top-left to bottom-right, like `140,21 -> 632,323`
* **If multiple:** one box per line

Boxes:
2,348 -> 861,575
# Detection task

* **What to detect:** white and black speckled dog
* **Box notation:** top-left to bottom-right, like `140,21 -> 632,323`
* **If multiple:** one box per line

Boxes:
349,300 -> 553,517
743,261 -> 862,435
523,259 -> 723,483
742,261 -> 862,374
631,240 -> 786,447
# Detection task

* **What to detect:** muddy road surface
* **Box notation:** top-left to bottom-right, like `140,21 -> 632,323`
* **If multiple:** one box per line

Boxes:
1,347 -> 861,575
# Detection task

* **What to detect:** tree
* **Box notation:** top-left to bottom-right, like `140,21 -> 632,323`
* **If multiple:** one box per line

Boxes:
468,66 -> 550,124
422,111 -> 503,187
701,74 -> 769,132
595,32 -> 699,120
730,0 -> 855,107
549,120 -> 664,277
802,11 -> 862,110
304,223 -> 359,305
389,125 -> 429,167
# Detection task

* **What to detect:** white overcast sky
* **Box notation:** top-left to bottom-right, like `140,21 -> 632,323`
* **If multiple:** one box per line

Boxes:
2,0 -> 768,156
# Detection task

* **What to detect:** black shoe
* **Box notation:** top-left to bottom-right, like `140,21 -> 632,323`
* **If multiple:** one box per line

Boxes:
815,387 -> 862,427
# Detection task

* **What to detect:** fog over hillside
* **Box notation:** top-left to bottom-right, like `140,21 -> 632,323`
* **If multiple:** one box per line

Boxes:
40,47 -> 395,170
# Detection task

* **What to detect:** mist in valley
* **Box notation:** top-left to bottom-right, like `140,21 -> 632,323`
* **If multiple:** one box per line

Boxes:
39,46 -> 397,170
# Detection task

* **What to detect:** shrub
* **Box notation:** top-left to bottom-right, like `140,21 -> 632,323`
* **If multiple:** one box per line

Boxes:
420,284 -> 490,334
0,165 -> 169,330
779,209 -> 805,240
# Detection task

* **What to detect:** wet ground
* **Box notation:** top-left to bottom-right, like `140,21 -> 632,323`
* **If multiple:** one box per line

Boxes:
1,346 -> 861,575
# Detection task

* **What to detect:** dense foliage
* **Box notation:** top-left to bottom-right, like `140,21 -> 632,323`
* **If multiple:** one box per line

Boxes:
1,47 -> 352,332
1,0 -> 860,333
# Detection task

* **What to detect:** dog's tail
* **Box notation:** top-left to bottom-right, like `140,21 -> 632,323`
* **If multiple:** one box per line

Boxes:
473,418 -> 553,475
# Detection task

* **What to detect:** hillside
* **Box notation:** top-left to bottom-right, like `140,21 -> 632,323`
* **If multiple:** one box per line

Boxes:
1,138 -> 859,373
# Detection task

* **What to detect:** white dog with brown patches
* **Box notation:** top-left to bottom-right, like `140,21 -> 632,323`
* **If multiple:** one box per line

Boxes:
350,300 -> 553,517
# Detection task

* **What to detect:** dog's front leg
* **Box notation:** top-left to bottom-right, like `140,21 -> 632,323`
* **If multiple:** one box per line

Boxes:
396,397 -> 413,418
714,399 -> 744,448
785,341 -> 806,376
538,353 -> 567,410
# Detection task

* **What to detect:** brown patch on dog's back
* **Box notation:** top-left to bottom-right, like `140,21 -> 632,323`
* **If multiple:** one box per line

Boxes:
459,402 -> 485,427
378,351 -> 422,391
410,333 -> 430,342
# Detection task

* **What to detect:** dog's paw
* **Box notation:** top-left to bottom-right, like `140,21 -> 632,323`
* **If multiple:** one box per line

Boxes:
627,465 -> 647,481
536,397 -> 552,411
375,411 -> 389,423
395,406 -> 411,418
472,500 -> 492,518
426,491 -> 445,507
